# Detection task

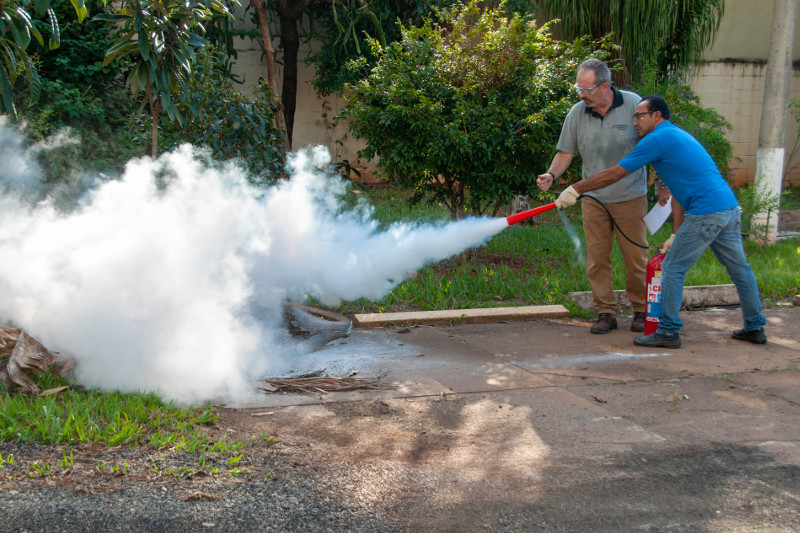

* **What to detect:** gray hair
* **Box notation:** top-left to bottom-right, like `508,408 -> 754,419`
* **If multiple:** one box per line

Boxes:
578,59 -> 611,85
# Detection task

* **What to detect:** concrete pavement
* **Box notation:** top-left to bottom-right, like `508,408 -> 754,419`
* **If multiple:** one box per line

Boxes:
232,304 -> 800,531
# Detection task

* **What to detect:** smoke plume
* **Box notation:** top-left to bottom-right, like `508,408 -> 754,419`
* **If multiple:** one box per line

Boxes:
0,128 -> 507,404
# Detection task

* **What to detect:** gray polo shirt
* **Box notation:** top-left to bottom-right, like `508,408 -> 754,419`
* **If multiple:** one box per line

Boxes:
557,88 -> 646,204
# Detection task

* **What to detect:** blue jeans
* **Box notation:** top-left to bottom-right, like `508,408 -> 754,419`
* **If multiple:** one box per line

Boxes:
658,206 -> 766,334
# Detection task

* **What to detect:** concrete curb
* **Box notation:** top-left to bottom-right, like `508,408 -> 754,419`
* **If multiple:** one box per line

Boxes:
567,284 -> 740,311
354,304 -> 570,327
353,284 -> 784,328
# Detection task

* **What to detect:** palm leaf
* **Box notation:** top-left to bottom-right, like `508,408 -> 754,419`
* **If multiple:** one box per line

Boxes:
47,7 -> 60,49
0,329 -> 56,394
0,52 -> 17,117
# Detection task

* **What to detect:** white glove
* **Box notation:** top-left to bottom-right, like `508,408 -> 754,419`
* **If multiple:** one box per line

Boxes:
555,185 -> 580,209
661,233 -> 675,255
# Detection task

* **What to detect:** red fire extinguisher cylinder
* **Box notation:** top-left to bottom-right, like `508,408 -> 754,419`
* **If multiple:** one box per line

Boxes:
644,251 -> 665,335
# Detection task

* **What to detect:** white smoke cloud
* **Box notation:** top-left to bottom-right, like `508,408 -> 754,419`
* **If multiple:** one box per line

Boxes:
0,128 -> 507,405
0,117 -> 45,198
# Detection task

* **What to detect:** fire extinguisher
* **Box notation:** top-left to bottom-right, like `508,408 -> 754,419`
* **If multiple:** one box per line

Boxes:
644,250 -> 666,335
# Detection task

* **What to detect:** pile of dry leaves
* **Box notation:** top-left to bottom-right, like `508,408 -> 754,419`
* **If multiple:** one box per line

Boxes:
0,326 -> 64,394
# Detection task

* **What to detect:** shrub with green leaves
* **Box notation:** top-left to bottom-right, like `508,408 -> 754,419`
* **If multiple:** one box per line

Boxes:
14,1 -> 140,198
339,1 -> 608,220
158,47 -> 286,183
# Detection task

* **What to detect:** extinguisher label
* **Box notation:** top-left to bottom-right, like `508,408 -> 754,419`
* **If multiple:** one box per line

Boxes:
646,274 -> 662,321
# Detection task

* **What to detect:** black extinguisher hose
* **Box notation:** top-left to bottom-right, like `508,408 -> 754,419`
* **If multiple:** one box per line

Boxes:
578,193 -> 652,250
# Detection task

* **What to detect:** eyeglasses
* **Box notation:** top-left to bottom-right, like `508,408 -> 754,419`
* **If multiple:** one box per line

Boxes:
632,111 -> 654,121
574,83 -> 601,95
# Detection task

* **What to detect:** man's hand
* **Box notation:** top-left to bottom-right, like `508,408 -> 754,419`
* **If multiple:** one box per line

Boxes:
536,172 -> 554,192
555,185 -> 580,209
657,184 -> 671,206
661,234 -> 675,254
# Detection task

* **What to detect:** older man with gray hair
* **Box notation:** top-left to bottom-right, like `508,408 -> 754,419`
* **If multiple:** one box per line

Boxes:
537,59 -> 648,335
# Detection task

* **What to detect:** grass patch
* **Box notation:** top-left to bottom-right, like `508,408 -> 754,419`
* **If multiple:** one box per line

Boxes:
329,183 -> 800,317
6,183 -> 797,452
0,372 -> 243,456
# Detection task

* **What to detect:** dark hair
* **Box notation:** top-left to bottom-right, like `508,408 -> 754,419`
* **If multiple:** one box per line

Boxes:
641,95 -> 671,119
578,59 -> 611,85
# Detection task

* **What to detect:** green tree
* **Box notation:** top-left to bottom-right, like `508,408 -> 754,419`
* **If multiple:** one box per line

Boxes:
307,0 -> 450,98
537,0 -> 725,85
20,1 -> 138,154
0,0 -> 87,118
339,1 -> 604,220
163,46 -> 287,182
95,0 -> 236,157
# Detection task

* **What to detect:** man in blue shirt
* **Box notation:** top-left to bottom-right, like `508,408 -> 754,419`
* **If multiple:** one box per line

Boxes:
556,95 -> 767,348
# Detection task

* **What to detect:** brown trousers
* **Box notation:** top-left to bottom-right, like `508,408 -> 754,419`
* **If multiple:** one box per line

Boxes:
581,195 -> 648,314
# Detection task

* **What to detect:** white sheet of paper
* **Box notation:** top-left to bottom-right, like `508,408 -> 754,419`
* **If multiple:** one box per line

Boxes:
644,197 -> 672,234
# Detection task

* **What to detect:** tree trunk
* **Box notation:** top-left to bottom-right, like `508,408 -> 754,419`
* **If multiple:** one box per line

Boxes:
279,10 -> 300,147
277,0 -> 316,148
250,0 -> 291,154
754,0 -> 798,243
147,85 -> 162,158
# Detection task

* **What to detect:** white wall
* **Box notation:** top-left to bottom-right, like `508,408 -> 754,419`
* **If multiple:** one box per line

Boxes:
690,0 -> 800,186
227,11 -> 374,180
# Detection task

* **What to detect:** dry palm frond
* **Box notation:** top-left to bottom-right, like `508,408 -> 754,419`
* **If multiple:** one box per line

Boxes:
253,372 -> 384,394
0,326 -> 19,359
0,329 -> 57,394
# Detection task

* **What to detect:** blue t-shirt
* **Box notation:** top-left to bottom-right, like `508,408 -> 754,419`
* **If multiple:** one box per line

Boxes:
619,122 -> 737,215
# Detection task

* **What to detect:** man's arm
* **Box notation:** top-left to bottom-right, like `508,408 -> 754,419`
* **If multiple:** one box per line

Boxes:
555,164 -> 630,208
656,180 -> 671,206
573,164 -> 630,194
537,151 -> 574,192
671,198 -> 685,232
660,196 -> 685,255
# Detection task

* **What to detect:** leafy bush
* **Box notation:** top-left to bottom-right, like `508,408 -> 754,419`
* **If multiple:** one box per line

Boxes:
158,47 -> 286,184
736,183 -> 781,239
12,2 -> 141,197
339,1 -> 609,220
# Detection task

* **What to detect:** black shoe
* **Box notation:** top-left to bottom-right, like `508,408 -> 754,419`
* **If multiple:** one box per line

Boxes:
630,312 -> 645,332
633,331 -> 681,348
732,328 -> 767,344
590,313 -> 617,334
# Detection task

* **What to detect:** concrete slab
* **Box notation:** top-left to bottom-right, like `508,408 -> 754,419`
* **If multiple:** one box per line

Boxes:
568,284 -> 740,311
353,304 -> 569,327
203,306 -> 800,529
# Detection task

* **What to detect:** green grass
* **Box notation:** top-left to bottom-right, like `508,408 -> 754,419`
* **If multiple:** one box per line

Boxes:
4,183 -> 797,453
0,372 -> 245,460
330,184 -> 800,318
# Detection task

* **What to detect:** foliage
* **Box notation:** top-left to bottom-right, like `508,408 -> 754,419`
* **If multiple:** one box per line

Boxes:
95,0 -> 237,155
0,371 -> 249,462
14,1 -> 141,189
781,185 -> 800,211
783,99 -> 800,180
0,0 -> 87,118
306,0 -> 459,97
736,183 -> 781,240
632,64 -> 734,179
537,0 -> 725,85
163,47 -> 286,183
339,1 -> 607,220
305,0 -> 547,98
